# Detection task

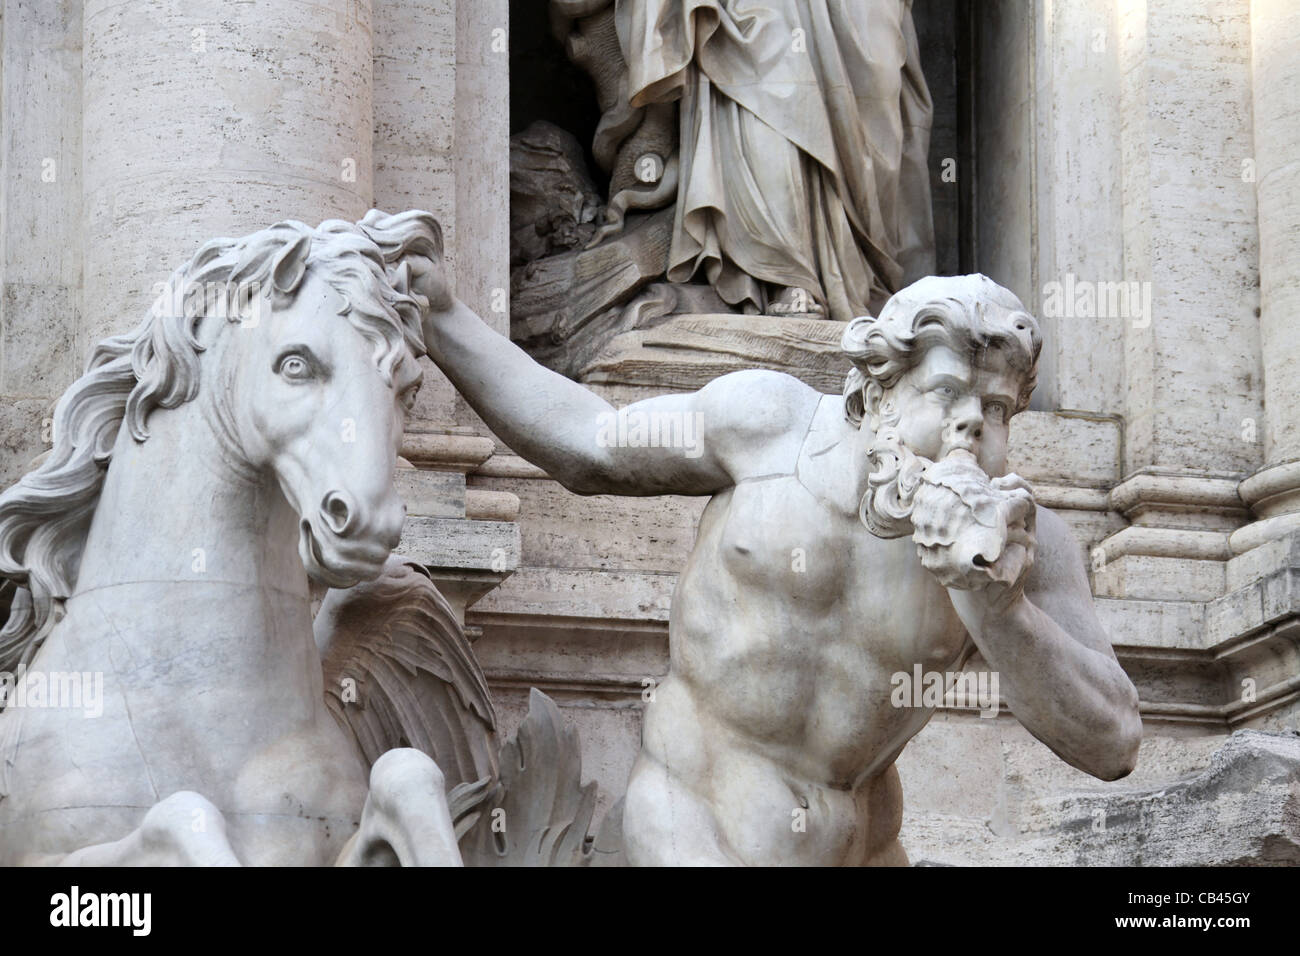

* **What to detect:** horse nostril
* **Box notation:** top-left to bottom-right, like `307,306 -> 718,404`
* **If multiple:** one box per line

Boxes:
321,491 -> 355,536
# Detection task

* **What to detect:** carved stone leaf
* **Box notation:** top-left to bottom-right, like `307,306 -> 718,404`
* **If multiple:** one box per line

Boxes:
460,688 -> 609,867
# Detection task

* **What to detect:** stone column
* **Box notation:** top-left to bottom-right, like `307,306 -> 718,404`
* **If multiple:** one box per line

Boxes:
1230,0 -> 1300,554
371,0 -> 509,426
370,1 -> 521,633
1093,0 -> 1263,602
447,0 -> 513,439
0,0 -> 83,486
453,0 -> 510,336
81,0 -> 374,356
1030,0 -> 1126,416
372,0 -> 458,423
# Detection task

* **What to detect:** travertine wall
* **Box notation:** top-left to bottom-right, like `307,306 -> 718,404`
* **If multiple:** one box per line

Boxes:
0,0 -> 82,488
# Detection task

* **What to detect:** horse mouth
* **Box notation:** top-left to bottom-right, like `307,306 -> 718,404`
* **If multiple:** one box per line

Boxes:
298,520 -> 390,588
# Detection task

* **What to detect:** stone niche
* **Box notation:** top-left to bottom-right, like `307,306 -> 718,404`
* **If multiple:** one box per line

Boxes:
505,0 -> 972,391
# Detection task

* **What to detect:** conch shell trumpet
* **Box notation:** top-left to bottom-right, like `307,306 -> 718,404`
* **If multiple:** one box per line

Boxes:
862,436 -> 1033,590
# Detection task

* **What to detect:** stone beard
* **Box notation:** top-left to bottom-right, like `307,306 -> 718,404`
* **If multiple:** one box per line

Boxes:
860,423 -> 929,539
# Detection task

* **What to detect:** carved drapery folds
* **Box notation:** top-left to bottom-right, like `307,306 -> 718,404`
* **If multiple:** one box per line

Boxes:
512,0 -> 936,382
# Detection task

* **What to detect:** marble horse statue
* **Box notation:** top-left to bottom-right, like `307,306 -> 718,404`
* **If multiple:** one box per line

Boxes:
0,212 -> 609,866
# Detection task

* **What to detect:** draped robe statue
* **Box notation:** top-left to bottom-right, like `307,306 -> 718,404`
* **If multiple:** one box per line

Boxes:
616,0 -> 936,320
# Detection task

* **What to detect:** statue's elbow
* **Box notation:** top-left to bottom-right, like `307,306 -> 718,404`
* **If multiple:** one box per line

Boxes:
1094,707 -> 1142,782
556,466 -> 614,497
542,445 -> 617,496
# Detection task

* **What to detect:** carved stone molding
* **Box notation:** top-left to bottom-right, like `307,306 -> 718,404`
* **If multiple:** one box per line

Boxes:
1231,459 -> 1300,554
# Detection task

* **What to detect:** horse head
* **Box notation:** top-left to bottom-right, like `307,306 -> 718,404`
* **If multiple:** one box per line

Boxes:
0,211 -> 441,673
199,216 -> 435,588
187,228 -> 425,588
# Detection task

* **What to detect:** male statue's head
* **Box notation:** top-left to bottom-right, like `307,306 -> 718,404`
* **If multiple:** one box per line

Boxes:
841,275 -> 1041,537
842,274 -> 1041,476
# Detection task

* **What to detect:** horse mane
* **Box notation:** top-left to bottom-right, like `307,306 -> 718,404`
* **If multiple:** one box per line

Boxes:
0,211 -> 439,676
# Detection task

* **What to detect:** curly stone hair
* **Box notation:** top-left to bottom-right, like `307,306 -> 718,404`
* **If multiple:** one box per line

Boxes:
841,273 -> 1042,427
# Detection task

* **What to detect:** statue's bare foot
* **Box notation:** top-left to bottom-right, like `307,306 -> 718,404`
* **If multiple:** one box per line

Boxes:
766,286 -> 825,317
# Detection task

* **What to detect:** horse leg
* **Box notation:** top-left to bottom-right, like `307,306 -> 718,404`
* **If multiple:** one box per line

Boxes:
58,791 -> 242,866
335,748 -> 462,867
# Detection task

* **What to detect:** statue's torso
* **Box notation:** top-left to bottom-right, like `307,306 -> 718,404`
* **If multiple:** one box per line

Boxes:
668,473 -> 970,780
632,401 -> 971,864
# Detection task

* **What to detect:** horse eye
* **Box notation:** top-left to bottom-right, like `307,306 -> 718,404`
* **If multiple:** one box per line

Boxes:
279,355 -> 312,381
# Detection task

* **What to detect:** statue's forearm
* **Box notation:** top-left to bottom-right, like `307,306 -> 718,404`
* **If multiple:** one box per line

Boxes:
420,300 -> 618,489
962,594 -> 1141,781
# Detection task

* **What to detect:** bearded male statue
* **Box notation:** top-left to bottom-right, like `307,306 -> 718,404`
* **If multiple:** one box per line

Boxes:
407,257 -> 1141,864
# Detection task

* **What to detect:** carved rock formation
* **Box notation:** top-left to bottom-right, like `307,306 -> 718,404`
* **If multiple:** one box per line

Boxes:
510,120 -> 603,267
909,730 -> 1300,866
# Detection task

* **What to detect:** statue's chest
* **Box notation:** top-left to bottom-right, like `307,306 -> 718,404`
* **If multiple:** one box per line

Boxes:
710,477 -> 969,668
712,477 -> 844,594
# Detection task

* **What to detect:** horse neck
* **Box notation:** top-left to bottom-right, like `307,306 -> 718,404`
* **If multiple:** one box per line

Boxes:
67,391 -> 318,695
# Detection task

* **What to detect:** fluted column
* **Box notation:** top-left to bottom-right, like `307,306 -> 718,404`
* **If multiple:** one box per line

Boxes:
1231,0 -> 1300,554
1093,0 -> 1262,601
81,0 -> 374,355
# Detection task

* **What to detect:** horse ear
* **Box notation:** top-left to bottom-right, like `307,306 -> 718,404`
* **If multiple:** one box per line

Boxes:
271,232 -> 312,296
390,259 -> 412,296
